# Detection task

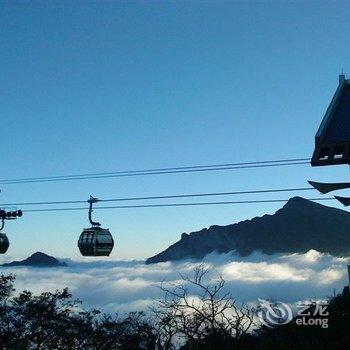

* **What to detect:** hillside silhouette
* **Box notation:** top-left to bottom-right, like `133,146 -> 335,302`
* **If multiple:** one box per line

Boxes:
147,197 -> 350,263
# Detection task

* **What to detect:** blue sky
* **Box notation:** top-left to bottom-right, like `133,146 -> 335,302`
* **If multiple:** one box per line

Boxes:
1,1 -> 350,260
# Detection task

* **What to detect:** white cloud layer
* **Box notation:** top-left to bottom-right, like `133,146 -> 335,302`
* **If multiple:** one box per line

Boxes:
0,250 -> 349,313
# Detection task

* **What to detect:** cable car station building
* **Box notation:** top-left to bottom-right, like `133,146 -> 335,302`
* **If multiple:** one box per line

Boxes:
312,74 -> 350,166
310,74 -> 350,294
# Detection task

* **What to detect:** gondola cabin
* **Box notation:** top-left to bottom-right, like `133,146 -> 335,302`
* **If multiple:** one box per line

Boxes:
78,227 -> 114,256
0,233 -> 9,254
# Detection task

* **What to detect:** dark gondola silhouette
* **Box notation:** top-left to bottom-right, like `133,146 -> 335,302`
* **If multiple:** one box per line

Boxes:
78,196 -> 114,257
0,209 -> 22,254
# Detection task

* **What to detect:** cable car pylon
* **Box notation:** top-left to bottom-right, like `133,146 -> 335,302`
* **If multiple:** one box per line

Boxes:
77,196 -> 114,257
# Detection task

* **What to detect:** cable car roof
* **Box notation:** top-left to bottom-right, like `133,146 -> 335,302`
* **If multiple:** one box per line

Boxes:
311,74 -> 350,166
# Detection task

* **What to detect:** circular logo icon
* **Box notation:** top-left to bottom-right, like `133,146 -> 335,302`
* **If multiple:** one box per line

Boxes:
256,299 -> 293,327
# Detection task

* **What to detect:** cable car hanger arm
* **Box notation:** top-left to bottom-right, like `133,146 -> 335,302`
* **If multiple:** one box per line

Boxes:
88,196 -> 101,227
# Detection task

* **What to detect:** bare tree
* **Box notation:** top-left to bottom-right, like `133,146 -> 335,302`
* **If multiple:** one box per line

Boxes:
152,265 -> 254,350
0,268 -> 253,349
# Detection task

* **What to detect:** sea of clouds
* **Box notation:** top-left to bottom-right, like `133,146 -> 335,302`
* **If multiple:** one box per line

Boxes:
0,250 -> 349,314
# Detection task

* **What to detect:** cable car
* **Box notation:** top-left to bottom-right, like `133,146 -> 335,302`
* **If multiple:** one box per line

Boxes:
78,196 -> 114,257
0,233 -> 9,254
0,209 -> 22,254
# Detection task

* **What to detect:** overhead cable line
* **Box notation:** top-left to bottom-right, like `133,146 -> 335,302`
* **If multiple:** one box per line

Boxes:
0,186 -> 315,207
22,197 -> 334,213
0,158 -> 310,185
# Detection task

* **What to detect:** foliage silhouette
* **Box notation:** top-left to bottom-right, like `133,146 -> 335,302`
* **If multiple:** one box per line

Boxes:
1,270 -> 348,349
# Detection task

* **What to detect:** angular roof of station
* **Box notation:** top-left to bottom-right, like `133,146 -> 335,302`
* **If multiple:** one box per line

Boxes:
311,74 -> 350,166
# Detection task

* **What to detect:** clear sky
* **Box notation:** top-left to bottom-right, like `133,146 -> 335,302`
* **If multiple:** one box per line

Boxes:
1,1 -> 350,260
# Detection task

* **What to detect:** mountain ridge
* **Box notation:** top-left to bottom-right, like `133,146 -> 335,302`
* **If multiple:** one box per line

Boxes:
146,197 -> 350,264
1,252 -> 67,267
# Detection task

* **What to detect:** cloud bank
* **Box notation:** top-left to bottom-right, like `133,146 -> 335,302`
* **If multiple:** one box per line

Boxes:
0,250 -> 349,313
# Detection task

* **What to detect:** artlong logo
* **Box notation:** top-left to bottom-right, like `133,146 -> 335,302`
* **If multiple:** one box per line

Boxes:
256,299 -> 293,327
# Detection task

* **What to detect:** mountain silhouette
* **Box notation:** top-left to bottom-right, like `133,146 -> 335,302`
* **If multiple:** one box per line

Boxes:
146,197 -> 350,264
1,252 -> 67,267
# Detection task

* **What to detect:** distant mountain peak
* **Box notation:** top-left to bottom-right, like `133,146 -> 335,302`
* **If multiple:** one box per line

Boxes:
287,196 -> 309,203
30,251 -> 47,259
283,196 -> 347,215
146,197 -> 350,264
283,196 -> 322,208
1,252 -> 67,267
